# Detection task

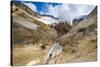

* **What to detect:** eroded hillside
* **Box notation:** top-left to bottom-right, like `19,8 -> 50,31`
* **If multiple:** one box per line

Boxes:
12,2 -> 58,65
56,7 -> 97,63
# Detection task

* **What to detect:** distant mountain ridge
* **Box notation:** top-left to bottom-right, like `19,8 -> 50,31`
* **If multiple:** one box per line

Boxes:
13,1 -> 76,25
13,1 -> 59,23
72,15 -> 87,26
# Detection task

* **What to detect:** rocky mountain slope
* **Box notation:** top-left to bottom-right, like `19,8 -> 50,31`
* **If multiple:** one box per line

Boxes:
50,22 -> 72,36
72,15 -> 87,26
55,6 -> 97,63
12,2 -> 58,47
12,2 -> 58,65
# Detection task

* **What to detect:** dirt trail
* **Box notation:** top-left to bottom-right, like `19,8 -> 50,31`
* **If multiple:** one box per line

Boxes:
43,42 -> 62,64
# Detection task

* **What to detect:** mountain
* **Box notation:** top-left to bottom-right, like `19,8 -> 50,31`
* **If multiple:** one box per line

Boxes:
13,1 -> 59,24
12,2 -> 57,48
54,7 -> 97,63
12,1 -> 72,44
50,22 -> 72,36
58,6 -> 97,43
72,15 -> 87,26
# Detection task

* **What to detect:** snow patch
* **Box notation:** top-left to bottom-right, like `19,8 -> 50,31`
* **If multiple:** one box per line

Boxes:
41,17 -> 58,24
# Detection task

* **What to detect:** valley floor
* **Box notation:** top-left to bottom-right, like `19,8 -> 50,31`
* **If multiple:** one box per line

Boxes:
12,42 -> 97,66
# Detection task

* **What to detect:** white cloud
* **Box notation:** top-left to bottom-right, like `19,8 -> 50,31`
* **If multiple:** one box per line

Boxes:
22,2 -> 95,22
47,5 -> 59,17
40,4 -> 95,22
22,2 -> 37,12
70,4 -> 95,16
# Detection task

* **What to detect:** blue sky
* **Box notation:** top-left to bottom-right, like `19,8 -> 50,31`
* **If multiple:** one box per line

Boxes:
22,1 -> 62,13
13,0 -> 96,21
